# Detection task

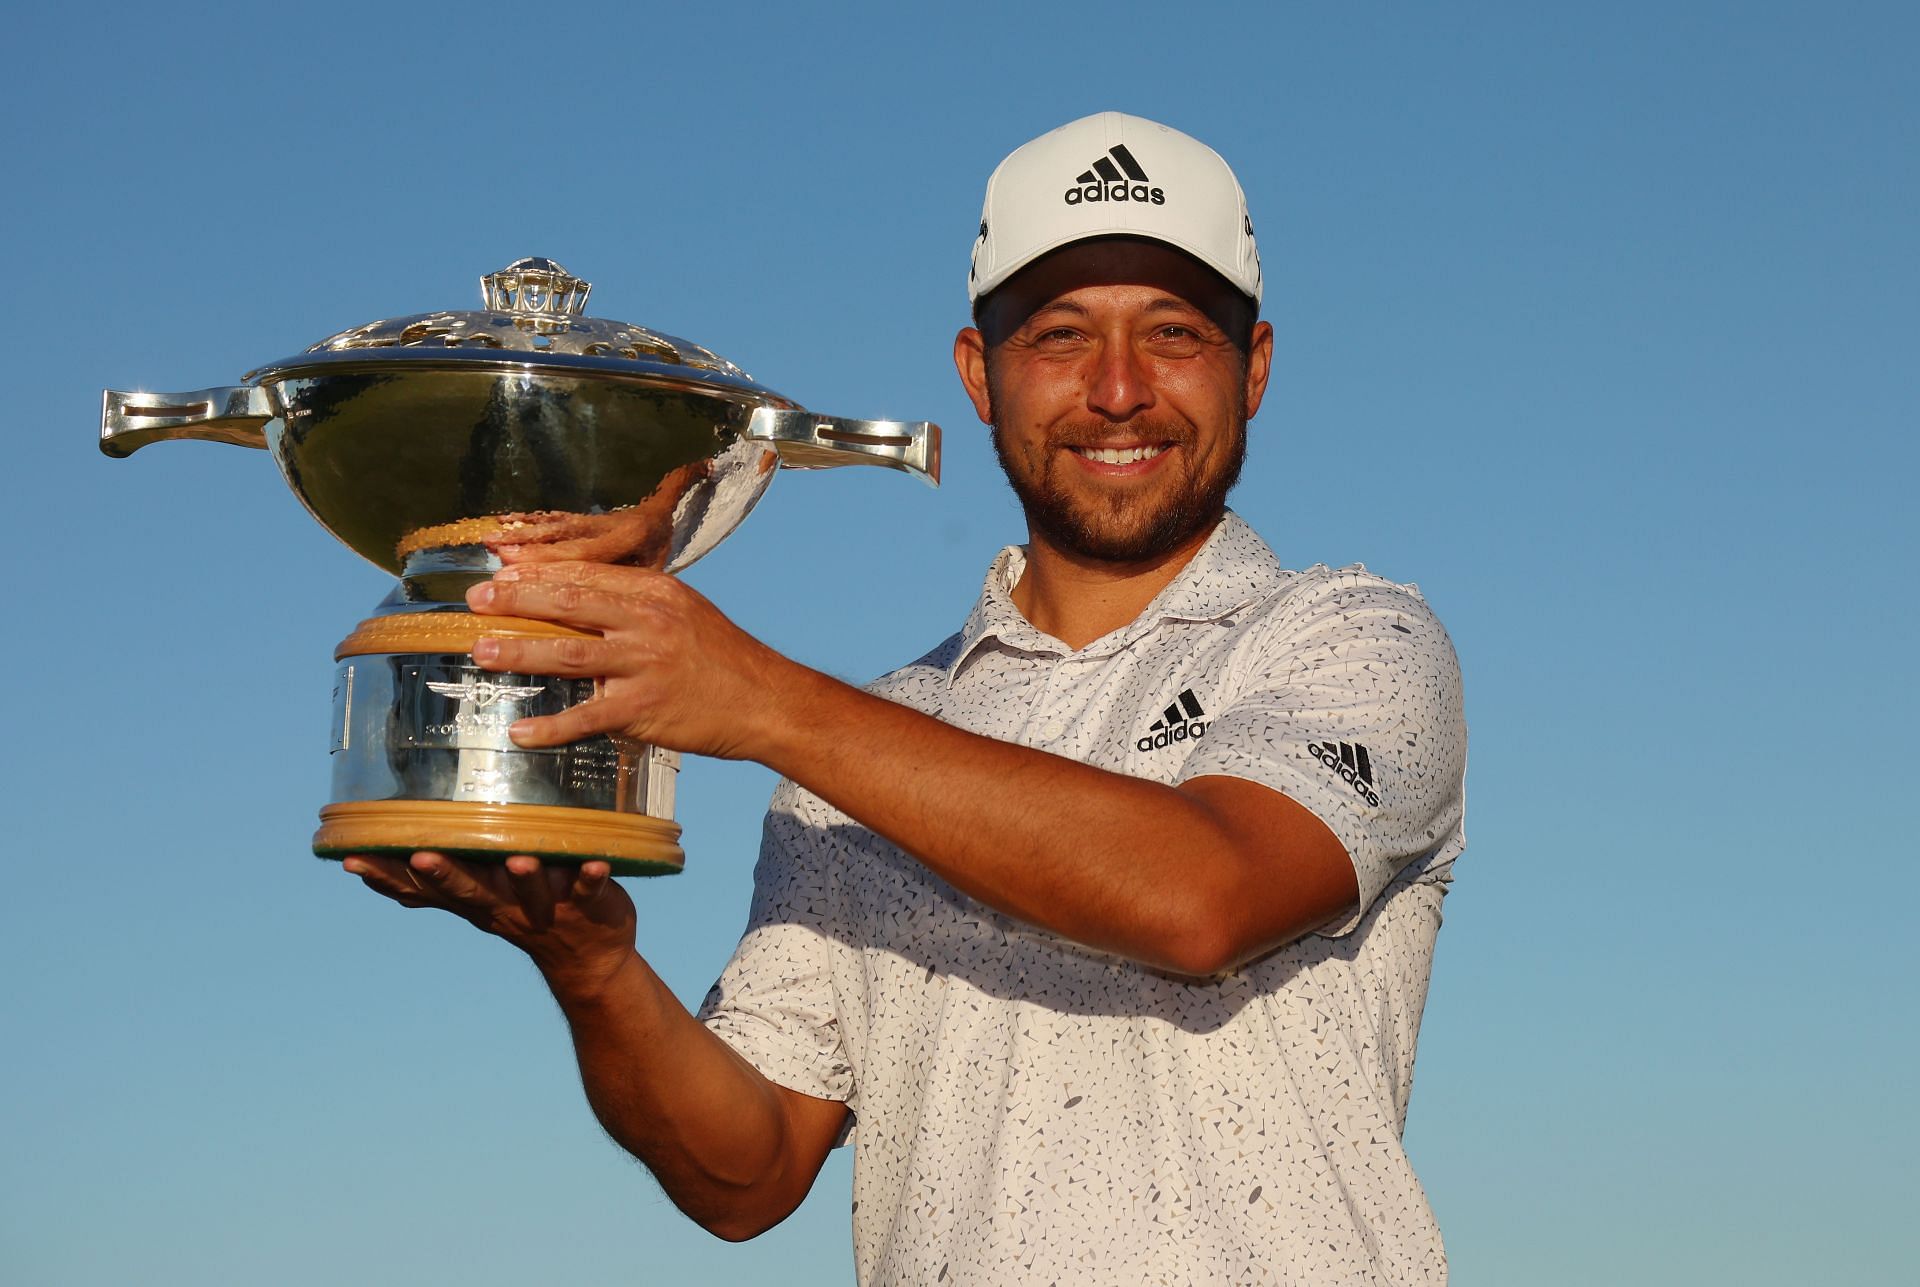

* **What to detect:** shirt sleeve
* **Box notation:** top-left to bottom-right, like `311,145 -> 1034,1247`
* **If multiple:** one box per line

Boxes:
696,785 -> 857,1105
1175,570 -> 1467,937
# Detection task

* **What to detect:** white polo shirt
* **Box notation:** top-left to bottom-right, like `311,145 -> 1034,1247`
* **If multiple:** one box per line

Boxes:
700,513 -> 1467,1285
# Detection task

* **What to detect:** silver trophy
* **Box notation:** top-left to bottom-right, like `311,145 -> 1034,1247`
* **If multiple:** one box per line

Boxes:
101,257 -> 940,875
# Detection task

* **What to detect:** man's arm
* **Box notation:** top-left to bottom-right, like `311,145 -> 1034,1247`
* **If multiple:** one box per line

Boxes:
468,565 -> 1359,976
750,677 -> 1354,976
342,853 -> 847,1240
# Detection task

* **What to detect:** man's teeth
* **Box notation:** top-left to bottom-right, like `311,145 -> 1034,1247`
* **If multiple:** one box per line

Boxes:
1076,444 -> 1166,465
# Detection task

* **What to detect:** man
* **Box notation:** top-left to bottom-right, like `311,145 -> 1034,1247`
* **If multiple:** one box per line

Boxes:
347,112 -> 1467,1284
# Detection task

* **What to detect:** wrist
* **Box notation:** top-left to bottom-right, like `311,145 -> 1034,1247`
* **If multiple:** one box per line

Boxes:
538,944 -> 648,1012
738,648 -> 837,772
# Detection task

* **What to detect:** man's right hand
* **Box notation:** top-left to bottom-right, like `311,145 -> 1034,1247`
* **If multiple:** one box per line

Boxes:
342,852 -> 636,999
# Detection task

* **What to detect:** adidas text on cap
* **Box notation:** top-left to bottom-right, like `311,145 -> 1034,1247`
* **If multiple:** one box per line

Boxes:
968,112 -> 1262,308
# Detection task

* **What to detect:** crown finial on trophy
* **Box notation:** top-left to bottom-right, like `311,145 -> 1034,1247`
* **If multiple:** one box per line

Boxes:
481,257 -> 593,319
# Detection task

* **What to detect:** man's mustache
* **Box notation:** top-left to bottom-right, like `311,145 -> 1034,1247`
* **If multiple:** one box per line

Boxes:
1035,418 -> 1199,450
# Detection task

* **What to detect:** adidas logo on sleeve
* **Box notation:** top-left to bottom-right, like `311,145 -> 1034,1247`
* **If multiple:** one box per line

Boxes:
1308,741 -> 1381,808
1136,688 -> 1208,751
1065,143 -> 1165,207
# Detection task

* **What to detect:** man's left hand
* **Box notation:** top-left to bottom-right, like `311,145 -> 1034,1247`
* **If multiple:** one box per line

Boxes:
466,562 -> 797,761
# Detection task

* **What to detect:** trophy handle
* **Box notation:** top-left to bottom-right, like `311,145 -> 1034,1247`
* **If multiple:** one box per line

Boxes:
100,385 -> 274,458
746,408 -> 940,487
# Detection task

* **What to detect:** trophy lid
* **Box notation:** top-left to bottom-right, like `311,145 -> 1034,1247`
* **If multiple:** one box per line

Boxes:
245,257 -> 771,393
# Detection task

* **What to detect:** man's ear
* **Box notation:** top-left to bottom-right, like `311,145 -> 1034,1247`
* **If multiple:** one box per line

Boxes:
953,327 -> 995,425
1243,320 -> 1275,420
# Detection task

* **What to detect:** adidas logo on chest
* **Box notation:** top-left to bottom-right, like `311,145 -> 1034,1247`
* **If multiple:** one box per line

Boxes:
1136,688 -> 1209,751
1065,143 -> 1166,207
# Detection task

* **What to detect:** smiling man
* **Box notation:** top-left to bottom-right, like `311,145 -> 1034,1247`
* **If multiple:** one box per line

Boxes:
346,113 -> 1467,1284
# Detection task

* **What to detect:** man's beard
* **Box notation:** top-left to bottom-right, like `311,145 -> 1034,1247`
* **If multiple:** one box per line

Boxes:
990,414 -> 1247,564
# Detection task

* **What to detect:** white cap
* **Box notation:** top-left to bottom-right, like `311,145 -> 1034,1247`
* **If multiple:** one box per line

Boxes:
968,112 -> 1262,307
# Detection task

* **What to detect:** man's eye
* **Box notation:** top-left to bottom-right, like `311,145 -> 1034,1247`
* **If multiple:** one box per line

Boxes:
1150,325 -> 1205,349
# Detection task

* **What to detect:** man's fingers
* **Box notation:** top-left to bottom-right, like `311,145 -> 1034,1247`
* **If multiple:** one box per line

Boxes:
507,700 -> 630,750
505,855 -> 556,932
491,561 -> 669,592
344,854 -> 446,907
493,536 -> 607,565
467,578 -> 635,630
409,851 -> 501,909
346,852 -> 627,942
473,633 -> 611,677
467,564 -> 679,627
570,861 -> 612,907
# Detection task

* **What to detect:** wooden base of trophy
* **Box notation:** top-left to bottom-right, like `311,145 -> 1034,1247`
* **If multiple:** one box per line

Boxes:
313,609 -> 685,877
313,800 -> 684,876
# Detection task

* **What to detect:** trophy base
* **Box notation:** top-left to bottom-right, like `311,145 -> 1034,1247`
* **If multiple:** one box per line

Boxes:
314,800 -> 684,876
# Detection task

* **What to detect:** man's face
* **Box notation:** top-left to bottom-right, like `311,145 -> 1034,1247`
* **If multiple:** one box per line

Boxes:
956,243 -> 1272,565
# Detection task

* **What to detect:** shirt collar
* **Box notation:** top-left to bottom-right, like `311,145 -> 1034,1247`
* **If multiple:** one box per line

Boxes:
946,511 -> 1289,683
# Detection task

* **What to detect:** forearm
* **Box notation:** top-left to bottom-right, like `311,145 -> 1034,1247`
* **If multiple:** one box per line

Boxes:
543,952 -> 826,1240
754,664 -> 1307,974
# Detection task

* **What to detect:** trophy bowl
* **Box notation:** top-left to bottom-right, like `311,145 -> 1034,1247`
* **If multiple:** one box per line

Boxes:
102,257 -> 940,875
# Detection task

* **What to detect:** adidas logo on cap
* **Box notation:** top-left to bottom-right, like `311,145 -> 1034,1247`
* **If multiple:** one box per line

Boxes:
1064,143 -> 1165,207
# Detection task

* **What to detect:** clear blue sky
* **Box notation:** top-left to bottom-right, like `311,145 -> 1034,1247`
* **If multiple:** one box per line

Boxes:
4,3 -> 1914,1283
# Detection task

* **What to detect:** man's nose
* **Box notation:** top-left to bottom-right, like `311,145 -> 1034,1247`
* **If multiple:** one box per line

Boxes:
1086,339 -> 1155,421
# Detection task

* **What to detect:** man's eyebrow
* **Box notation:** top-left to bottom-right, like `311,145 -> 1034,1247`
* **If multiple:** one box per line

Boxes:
1023,296 -> 1210,322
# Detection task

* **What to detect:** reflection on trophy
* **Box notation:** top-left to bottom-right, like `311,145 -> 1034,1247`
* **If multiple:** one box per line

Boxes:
101,258 -> 940,875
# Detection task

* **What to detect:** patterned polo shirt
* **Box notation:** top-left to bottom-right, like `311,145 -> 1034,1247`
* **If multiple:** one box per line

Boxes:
699,512 -> 1468,1284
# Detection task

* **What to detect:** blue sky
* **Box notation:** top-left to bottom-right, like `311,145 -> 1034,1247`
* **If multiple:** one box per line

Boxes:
3,3 -> 1915,1283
